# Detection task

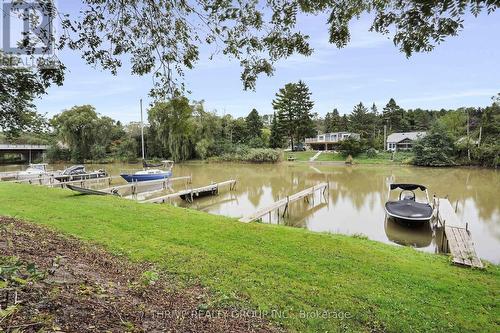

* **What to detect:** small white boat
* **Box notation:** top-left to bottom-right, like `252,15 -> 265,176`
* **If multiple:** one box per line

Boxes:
17,163 -> 50,180
384,183 -> 433,225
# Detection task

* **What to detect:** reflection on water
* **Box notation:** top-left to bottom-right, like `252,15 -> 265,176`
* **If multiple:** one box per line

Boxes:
2,162 -> 499,263
384,217 -> 433,248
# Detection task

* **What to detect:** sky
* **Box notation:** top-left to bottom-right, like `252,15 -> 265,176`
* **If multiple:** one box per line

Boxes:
28,2 -> 500,123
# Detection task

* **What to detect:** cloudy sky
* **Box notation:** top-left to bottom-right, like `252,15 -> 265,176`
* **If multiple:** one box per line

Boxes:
32,2 -> 500,123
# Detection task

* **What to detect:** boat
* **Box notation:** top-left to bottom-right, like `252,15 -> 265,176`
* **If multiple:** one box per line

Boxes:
384,183 -> 433,225
54,165 -> 107,182
120,99 -> 174,183
120,160 -> 174,182
17,163 -> 50,180
66,184 -> 110,195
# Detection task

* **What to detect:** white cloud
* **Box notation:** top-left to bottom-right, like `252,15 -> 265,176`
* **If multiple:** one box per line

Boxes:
398,89 -> 498,104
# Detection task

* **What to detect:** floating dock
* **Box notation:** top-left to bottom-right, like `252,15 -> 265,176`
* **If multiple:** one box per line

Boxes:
435,198 -> 483,268
140,179 -> 236,204
239,183 -> 328,223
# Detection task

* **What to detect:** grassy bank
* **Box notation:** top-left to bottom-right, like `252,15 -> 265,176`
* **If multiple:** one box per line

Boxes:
0,183 -> 498,332
285,151 -> 414,164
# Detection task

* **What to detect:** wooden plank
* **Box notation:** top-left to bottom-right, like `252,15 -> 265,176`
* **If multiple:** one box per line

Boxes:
432,198 -> 483,269
436,198 -> 462,227
140,180 -> 236,204
239,183 -> 328,223
47,177 -> 112,188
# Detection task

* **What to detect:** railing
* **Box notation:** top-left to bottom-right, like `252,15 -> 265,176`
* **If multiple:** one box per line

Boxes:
0,144 -> 50,150
305,137 -> 341,143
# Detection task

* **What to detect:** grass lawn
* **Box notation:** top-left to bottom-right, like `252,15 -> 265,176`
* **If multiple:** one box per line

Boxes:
284,151 -> 316,161
0,183 -> 498,332
288,150 -> 415,165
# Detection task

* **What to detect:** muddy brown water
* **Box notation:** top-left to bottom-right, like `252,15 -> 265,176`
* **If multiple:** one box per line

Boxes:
2,162 -> 499,263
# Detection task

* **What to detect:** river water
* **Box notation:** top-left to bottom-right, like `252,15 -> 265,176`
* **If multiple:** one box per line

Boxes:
2,162 -> 499,263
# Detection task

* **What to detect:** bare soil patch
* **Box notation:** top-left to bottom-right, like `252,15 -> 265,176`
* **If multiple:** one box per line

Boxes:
0,217 -> 282,332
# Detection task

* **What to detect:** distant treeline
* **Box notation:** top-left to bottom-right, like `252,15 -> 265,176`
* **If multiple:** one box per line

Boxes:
1,85 -> 498,167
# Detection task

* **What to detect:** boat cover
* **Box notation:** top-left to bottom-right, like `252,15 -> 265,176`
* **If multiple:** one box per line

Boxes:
385,200 -> 433,219
390,183 -> 427,191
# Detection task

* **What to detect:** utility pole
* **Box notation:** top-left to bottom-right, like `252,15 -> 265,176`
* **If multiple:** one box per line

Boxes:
383,124 -> 387,151
467,109 -> 471,162
140,99 -> 145,160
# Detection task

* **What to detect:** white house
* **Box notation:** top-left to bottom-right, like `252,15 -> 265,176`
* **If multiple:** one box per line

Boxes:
305,132 -> 360,150
386,131 -> 426,151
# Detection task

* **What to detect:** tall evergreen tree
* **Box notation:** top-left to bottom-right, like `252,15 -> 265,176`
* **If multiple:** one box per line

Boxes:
273,83 -> 297,149
294,80 -> 316,142
383,98 -> 408,132
245,108 -> 263,139
272,81 -> 315,149
269,112 -> 284,148
348,102 -> 371,138
324,108 -> 341,132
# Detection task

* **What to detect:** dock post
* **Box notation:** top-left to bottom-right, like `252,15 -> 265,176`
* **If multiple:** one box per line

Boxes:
440,220 -> 446,252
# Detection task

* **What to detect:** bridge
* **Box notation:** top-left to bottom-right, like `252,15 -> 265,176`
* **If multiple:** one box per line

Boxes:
0,144 -> 50,163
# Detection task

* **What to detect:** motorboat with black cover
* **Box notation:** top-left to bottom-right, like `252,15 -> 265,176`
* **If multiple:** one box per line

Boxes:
384,183 -> 433,225
55,165 -> 107,182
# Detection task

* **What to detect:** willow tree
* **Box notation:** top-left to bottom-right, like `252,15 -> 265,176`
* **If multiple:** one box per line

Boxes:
148,98 -> 195,162
50,105 -> 99,162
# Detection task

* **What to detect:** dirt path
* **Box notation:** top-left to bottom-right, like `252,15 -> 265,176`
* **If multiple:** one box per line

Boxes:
0,217 -> 282,333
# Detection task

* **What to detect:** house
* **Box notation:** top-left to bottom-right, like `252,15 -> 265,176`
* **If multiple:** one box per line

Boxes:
305,132 -> 360,150
386,131 -> 426,151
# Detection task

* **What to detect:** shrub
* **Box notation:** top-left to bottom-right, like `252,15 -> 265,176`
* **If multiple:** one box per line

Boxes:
338,137 -> 363,157
413,125 -> 456,166
366,147 -> 377,158
472,144 -> 499,168
209,148 -> 283,163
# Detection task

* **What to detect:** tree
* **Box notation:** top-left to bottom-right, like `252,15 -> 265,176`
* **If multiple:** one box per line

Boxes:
383,98 -> 408,132
148,98 -> 195,162
324,109 -> 342,132
50,105 -> 99,162
293,81 -> 316,142
4,1 -> 498,131
348,102 -> 371,138
437,110 -> 467,139
246,109 -> 263,140
269,112 -> 284,148
413,125 -> 456,166
273,83 -> 298,149
272,81 -> 315,149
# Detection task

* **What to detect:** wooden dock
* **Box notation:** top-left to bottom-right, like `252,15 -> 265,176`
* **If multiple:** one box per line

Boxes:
239,183 -> 328,223
47,176 -> 115,188
435,198 -> 483,268
100,176 -> 192,195
140,179 -> 236,204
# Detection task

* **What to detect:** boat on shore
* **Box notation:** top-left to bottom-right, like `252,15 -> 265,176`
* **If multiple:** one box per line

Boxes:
120,160 -> 174,182
55,165 -> 107,182
17,163 -> 52,180
384,183 -> 433,225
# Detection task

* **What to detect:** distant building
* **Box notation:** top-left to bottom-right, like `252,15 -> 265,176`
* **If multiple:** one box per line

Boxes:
386,131 -> 426,151
305,132 -> 360,151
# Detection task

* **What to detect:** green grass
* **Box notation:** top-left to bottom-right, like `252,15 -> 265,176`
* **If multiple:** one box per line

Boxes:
287,150 -> 415,165
0,183 -> 498,332
284,151 -> 317,161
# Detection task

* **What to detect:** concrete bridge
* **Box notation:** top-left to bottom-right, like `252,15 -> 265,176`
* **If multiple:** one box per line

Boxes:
0,144 -> 50,163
